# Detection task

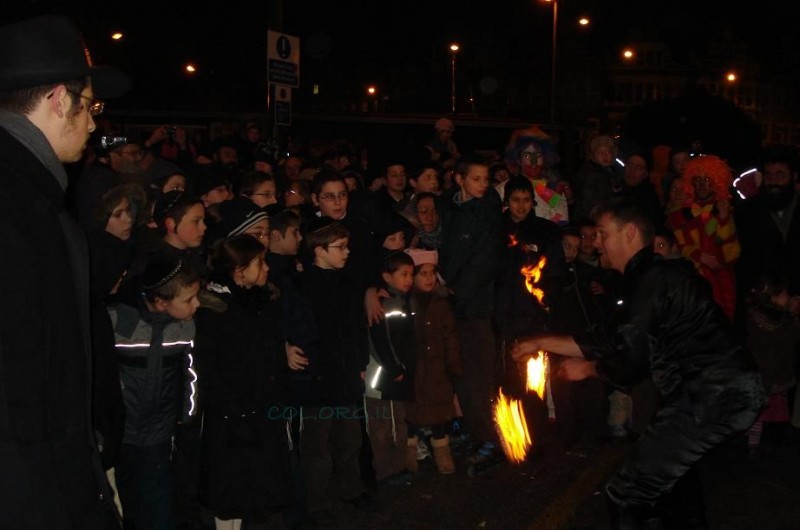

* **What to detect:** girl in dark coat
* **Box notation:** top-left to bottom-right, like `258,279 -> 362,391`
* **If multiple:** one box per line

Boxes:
193,235 -> 290,529
404,249 -> 462,474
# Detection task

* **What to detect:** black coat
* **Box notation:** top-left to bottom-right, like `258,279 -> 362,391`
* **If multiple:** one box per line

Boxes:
495,210 -> 565,340
735,195 -> 800,295
438,187 -> 505,319
193,280 -> 289,518
575,248 -> 764,420
295,265 -> 369,407
0,128 -> 117,527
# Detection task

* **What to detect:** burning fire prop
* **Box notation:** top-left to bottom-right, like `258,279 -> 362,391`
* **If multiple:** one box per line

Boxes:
520,256 -> 547,307
493,256 -> 552,463
494,388 -> 532,463
526,351 -> 549,400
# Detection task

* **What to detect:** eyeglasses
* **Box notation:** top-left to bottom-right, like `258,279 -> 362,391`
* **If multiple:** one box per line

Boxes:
327,243 -> 349,251
250,192 -> 274,198
318,191 -> 348,202
520,152 -> 542,160
66,90 -> 104,116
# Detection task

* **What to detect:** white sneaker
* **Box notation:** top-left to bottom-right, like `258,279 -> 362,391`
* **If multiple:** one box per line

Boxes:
416,438 -> 432,461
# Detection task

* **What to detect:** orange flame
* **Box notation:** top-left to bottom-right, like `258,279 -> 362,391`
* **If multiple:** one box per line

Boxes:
494,388 -> 532,463
526,351 -> 549,400
508,233 -> 519,247
521,256 -> 547,306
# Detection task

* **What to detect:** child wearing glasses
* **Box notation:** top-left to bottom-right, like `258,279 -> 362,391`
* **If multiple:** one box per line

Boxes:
291,217 -> 379,526
239,169 -> 279,208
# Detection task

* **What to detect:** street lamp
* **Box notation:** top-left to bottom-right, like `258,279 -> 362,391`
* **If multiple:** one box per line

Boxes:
366,85 -> 378,111
543,0 -> 558,126
449,43 -> 460,113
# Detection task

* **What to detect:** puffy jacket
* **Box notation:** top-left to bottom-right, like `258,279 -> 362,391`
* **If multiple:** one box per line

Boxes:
109,302 -> 197,446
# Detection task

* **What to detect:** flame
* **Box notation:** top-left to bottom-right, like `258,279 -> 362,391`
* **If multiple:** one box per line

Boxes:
494,388 -> 532,463
521,256 -> 548,306
526,351 -> 549,400
508,233 -> 519,247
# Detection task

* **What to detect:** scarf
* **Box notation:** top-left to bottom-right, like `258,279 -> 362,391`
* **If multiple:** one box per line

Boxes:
418,223 -> 442,250
0,109 -> 69,190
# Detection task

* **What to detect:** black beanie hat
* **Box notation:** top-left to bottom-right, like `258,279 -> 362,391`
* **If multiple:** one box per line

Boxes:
216,197 -> 269,237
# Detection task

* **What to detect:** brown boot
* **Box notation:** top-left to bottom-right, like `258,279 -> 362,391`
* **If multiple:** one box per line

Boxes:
431,435 -> 455,475
406,436 -> 419,473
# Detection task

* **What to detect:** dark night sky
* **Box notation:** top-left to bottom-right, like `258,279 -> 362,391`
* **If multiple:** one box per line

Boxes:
8,1 -> 799,113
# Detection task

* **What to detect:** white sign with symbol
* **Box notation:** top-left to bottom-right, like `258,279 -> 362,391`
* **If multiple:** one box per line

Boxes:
268,30 -> 300,88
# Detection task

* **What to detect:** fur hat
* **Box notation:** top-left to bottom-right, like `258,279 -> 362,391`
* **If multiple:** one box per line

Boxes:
405,248 -> 438,267
0,15 -> 130,98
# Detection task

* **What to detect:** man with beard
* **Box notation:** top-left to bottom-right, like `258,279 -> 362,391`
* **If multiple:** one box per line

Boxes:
736,145 -> 800,305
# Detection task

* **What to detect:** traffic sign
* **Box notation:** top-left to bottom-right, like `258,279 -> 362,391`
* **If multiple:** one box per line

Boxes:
275,84 -> 292,126
268,30 -> 300,88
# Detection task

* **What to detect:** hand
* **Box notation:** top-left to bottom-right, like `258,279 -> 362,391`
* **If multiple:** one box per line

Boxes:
145,126 -> 168,148
174,127 -> 188,149
365,287 -> 387,326
698,251 -> 720,269
557,358 -> 596,381
589,281 -> 605,295
510,337 -> 541,362
285,343 -> 308,371
716,199 -> 731,219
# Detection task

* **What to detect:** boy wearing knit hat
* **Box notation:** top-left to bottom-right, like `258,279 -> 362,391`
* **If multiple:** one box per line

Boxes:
212,196 -> 270,248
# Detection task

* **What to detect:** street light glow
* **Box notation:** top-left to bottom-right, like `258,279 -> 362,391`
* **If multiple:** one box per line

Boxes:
184,64 -> 197,74
726,72 -> 737,82
450,43 -> 460,112
111,32 -> 123,41
622,48 -> 635,60
367,85 -> 376,96
578,17 -> 590,26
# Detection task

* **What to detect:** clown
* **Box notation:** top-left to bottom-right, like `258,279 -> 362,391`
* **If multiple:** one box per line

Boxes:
667,155 -> 740,319
498,126 -> 570,227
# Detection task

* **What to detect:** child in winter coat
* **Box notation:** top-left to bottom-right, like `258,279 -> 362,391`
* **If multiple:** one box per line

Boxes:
364,251 -> 417,485
403,249 -> 462,474
745,275 -> 800,454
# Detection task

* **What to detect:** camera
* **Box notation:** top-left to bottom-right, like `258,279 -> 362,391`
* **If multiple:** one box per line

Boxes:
100,136 -> 127,150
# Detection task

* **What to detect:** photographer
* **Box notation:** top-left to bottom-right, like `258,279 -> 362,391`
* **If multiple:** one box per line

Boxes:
144,123 -> 196,171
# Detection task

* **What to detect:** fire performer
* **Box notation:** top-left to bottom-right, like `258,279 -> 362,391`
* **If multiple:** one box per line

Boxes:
512,198 -> 765,529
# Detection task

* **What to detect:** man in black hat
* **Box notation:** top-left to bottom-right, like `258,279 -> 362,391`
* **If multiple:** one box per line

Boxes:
0,14 -> 129,529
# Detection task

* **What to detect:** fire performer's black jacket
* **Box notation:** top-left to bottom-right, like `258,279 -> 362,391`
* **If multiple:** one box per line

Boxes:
573,247 -> 766,507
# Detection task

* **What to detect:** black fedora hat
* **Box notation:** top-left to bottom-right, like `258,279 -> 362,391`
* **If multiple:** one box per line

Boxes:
0,15 -> 130,98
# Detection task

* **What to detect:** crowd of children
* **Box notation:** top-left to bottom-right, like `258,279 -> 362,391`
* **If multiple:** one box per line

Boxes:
73,123 -> 800,530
